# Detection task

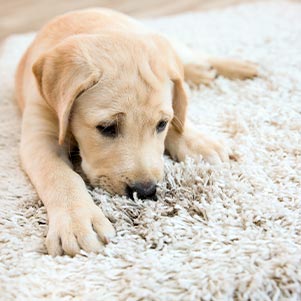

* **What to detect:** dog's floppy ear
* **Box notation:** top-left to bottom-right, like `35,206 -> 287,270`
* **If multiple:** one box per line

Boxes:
171,78 -> 188,133
167,54 -> 188,134
151,34 -> 188,134
33,35 -> 102,144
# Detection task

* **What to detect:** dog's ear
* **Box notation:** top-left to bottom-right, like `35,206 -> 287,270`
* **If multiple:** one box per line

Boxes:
171,78 -> 188,133
151,34 -> 188,134
33,36 -> 102,144
168,52 -> 188,134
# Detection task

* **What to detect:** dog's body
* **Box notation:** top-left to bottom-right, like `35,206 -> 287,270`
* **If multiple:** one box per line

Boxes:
15,8 -> 257,256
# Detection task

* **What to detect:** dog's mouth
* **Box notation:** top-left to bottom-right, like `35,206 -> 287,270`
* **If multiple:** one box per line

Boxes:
71,150 -> 159,201
89,175 -> 157,201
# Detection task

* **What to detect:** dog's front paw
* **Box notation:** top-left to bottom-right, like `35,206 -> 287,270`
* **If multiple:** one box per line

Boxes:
46,203 -> 115,256
167,128 -> 230,165
191,134 -> 230,164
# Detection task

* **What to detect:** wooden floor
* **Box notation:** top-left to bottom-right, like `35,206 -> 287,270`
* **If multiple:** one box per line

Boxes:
0,0 -> 259,41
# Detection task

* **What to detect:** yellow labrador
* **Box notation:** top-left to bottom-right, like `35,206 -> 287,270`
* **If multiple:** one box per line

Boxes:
15,8 -> 257,256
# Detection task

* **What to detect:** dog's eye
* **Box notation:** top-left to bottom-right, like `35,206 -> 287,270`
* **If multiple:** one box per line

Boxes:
96,123 -> 118,138
156,120 -> 168,133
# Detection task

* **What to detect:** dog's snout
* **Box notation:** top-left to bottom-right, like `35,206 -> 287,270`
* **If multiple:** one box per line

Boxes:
126,181 -> 157,201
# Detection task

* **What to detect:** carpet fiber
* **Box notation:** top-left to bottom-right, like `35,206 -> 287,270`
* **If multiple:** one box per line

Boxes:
1,2 -> 301,300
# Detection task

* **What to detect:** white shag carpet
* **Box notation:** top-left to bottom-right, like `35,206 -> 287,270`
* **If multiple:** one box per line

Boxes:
1,2 -> 301,300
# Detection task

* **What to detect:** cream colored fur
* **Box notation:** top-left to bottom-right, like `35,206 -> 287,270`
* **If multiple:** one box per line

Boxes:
15,8 -> 257,256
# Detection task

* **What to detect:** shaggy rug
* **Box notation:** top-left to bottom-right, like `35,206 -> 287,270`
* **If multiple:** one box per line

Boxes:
0,1 -> 301,300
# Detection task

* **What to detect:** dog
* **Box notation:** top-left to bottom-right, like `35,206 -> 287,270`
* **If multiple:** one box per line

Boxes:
15,8 -> 258,256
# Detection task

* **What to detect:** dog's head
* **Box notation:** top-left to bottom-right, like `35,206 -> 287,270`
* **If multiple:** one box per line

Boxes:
33,33 -> 188,199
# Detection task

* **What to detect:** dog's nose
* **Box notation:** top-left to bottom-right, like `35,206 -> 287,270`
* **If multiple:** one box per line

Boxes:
126,181 -> 157,201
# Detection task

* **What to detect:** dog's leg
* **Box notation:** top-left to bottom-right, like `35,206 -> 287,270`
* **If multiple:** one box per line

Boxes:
207,57 -> 258,80
168,38 -> 258,85
164,39 -> 257,163
167,38 -> 217,85
20,105 -> 115,256
165,120 -> 230,164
